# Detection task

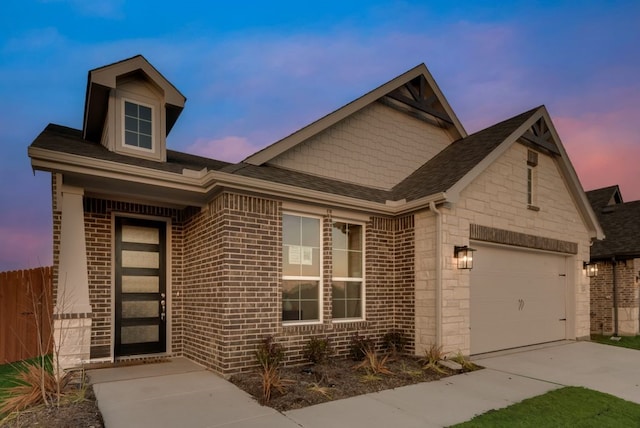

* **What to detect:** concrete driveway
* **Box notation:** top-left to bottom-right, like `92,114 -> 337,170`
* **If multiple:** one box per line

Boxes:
90,341 -> 640,428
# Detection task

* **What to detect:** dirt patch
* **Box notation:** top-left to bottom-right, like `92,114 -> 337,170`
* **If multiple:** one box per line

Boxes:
0,385 -> 104,428
230,355 -> 469,412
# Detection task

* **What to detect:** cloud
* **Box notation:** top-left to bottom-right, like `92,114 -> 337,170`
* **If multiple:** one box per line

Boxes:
555,108 -> 640,201
187,136 -> 259,163
3,27 -> 66,52
38,0 -> 124,19
0,227 -> 52,271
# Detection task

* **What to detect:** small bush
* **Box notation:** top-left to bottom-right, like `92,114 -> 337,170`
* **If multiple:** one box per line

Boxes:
0,358 -> 77,416
303,337 -> 333,365
254,336 -> 291,404
349,333 -> 375,361
421,343 -> 447,374
353,348 -> 393,375
382,330 -> 408,354
255,336 -> 284,369
450,351 -> 479,371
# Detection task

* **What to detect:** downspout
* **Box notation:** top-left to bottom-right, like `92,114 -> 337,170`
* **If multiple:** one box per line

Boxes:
612,257 -> 619,337
429,201 -> 443,347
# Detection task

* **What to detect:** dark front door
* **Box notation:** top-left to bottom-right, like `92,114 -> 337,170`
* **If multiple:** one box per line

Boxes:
115,217 -> 167,356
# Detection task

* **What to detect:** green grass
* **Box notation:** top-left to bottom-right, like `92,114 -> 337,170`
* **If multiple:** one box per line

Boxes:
591,334 -> 640,350
451,387 -> 640,427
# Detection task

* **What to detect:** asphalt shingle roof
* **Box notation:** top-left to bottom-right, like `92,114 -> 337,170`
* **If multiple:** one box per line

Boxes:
586,187 -> 640,260
31,107 -> 541,206
392,107 -> 540,201
31,124 -> 231,174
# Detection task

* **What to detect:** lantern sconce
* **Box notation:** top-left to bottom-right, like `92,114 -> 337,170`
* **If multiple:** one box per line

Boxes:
583,261 -> 598,278
454,246 -> 476,270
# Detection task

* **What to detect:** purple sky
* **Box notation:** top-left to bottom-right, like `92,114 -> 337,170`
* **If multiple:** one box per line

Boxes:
1,1 -> 639,271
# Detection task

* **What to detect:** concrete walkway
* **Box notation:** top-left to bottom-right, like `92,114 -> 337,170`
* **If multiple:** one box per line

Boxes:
89,341 -> 640,428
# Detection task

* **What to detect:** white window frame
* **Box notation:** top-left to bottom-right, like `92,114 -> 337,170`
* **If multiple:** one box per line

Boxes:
331,219 -> 365,322
282,212 -> 323,325
122,97 -> 154,153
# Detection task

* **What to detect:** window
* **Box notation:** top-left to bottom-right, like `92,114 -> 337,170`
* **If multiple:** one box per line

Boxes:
282,214 -> 321,322
527,150 -> 538,209
124,100 -> 153,150
332,222 -> 364,319
527,166 -> 534,205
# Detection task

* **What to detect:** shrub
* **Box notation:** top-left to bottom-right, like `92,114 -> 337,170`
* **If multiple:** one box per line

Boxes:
254,336 -> 291,403
349,333 -> 375,361
382,330 -> 408,354
255,336 -> 284,369
353,348 -> 393,376
421,343 -> 447,374
303,337 -> 333,365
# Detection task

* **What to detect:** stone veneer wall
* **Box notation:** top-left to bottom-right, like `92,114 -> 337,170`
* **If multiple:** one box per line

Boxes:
590,258 -> 640,335
415,141 -> 593,356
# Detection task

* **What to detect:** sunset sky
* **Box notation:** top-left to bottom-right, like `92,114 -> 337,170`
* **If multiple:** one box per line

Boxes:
1,0 -> 639,271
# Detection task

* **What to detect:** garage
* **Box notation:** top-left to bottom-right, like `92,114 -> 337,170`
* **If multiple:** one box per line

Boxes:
470,243 -> 568,355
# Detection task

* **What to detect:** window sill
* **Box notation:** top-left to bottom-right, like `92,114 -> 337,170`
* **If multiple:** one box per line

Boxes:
282,320 -> 322,327
332,318 -> 365,324
527,204 -> 540,212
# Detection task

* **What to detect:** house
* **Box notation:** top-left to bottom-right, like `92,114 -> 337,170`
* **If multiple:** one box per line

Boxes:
28,55 -> 603,375
587,185 -> 640,336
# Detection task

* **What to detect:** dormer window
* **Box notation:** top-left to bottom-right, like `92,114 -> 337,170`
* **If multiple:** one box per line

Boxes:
124,100 -> 153,150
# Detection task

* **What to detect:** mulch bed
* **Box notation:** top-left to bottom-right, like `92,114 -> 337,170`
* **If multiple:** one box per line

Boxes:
230,355 -> 466,412
0,385 -> 104,428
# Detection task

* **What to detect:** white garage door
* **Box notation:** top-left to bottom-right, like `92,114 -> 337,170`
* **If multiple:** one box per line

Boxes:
470,243 -> 567,355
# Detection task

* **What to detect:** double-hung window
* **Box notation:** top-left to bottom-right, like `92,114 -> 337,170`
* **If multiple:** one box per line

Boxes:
124,100 -> 153,150
282,214 -> 321,322
331,222 -> 364,320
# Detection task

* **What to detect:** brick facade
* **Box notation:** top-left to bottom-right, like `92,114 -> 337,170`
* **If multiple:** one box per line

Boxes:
590,258 -> 640,335
71,190 -> 416,375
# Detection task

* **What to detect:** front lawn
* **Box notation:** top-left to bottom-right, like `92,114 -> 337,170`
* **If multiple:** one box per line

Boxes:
591,334 -> 640,350
452,386 -> 640,427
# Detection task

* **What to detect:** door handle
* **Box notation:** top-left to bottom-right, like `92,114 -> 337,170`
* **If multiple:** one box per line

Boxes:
160,293 -> 166,321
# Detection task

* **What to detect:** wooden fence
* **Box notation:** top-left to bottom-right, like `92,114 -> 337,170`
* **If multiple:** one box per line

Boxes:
0,267 -> 53,364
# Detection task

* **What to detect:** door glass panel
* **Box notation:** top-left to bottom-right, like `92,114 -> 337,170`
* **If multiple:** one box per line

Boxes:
122,301 -> 159,318
122,275 -> 159,293
122,250 -> 159,268
122,225 -> 159,244
121,325 -> 159,344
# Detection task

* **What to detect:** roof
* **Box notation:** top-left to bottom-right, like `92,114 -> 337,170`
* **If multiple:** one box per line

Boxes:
586,185 -> 623,211
587,186 -> 640,260
28,60 -> 603,238
393,107 -> 540,201
32,124 -> 230,174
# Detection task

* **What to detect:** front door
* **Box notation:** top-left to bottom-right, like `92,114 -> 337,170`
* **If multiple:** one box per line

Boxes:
115,217 -> 167,356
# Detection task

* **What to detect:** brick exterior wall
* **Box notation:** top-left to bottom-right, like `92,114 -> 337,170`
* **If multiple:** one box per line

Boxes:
178,193 -> 415,375
81,198 -> 190,359
590,258 -> 640,335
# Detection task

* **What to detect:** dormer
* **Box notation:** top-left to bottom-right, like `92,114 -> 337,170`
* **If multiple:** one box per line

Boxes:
82,55 -> 186,162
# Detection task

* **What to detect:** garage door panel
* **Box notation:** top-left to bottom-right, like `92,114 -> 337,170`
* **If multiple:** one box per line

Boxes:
471,244 -> 566,355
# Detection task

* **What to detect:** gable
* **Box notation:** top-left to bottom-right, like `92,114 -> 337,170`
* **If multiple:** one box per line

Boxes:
244,63 -> 466,167
267,101 -> 454,190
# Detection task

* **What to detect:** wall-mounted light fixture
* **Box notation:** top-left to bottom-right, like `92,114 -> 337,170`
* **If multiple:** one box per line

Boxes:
454,246 -> 476,269
583,261 -> 598,278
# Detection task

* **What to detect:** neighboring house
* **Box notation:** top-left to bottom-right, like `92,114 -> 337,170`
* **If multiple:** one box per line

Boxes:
28,55 -> 603,375
587,185 -> 640,336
